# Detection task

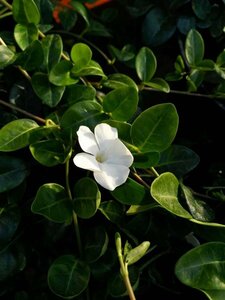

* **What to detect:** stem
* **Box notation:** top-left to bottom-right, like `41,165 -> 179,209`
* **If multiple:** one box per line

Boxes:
123,264 -> 136,300
0,0 -> 12,10
0,99 -> 46,124
150,167 -> 159,177
0,11 -> 12,19
65,160 -> 83,256
131,171 -> 150,189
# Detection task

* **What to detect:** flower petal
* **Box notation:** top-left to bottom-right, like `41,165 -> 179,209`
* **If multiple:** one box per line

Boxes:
102,139 -> 133,167
77,126 -> 99,155
94,123 -> 118,149
93,164 -> 130,191
73,153 -> 100,171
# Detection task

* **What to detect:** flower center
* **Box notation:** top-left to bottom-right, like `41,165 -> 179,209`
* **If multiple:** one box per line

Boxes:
95,151 -> 107,163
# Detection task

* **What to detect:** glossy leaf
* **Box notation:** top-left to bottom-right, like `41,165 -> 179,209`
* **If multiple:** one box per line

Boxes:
15,40 -> 44,71
65,84 -> 96,105
71,43 -> 92,70
29,140 -> 70,166
133,152 -> 160,168
14,23 -> 38,50
0,119 -> 39,151
41,34 -> 63,72
131,103 -> 179,153
143,78 -> 170,93
73,177 -> 101,219
102,73 -> 138,91
185,29 -> 204,65
31,72 -> 65,107
111,178 -> 147,205
84,226 -> 109,263
103,87 -> 138,121
49,60 -> 78,86
135,47 -> 157,81
150,172 -> 192,218
181,183 -> 215,222
12,0 -> 40,25
126,241 -> 150,265
60,100 -> 106,133
175,242 -> 225,299
31,183 -> 73,223
156,144 -> 200,178
70,1 -> 89,26
48,255 -> 90,298
0,45 -> 15,69
0,156 -> 28,193
71,60 -> 106,78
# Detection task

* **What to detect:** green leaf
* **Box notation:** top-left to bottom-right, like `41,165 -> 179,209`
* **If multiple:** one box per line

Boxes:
103,87 -> 138,121
150,172 -> 192,218
49,60 -> 78,86
71,60 -> 106,78
29,140 -> 70,166
0,119 -> 39,151
84,226 -> 109,263
133,152 -> 160,168
99,200 -> 124,223
60,100 -> 106,133
181,183 -> 215,222
32,73 -> 65,107
0,249 -> 25,281
48,255 -> 90,298
65,84 -> 96,105
156,144 -> 200,178
126,241 -> 150,266
0,45 -> 15,69
143,78 -> 170,93
131,103 -> 179,153
31,183 -> 73,223
142,7 -> 176,47
135,47 -> 157,81
0,156 -> 28,193
14,23 -> 38,50
111,178 -> 147,205
12,0 -> 40,25
70,43 -> 92,71
175,242 -> 225,300
185,29 -> 204,65
73,177 -> 101,219
15,40 -> 44,71
41,34 -> 63,72
70,1 -> 89,26
0,205 -> 20,246
102,73 -> 138,91
192,0 -> 211,20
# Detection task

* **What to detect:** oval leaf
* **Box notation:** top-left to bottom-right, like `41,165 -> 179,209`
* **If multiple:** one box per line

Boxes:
0,45 -> 15,68
49,60 -> 78,86
102,73 -> 138,91
126,241 -> 150,266
14,23 -> 38,50
185,29 -> 204,65
70,43 -> 92,70
103,87 -> 138,121
12,0 -> 40,25
131,103 -> 179,153
135,47 -> 157,81
31,183 -> 73,223
73,177 -> 101,219
0,156 -> 28,193
0,119 -> 39,151
150,172 -> 192,218
48,255 -> 90,298
32,72 -> 65,107
175,242 -> 225,296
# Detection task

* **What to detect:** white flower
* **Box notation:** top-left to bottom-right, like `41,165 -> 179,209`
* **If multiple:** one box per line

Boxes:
73,123 -> 134,191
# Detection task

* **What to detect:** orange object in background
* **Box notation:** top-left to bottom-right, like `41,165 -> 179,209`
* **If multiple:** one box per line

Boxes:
85,0 -> 112,9
53,0 -> 113,23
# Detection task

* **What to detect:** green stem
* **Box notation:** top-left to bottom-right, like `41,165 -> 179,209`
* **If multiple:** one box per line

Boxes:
131,171 -> 150,189
0,99 -> 46,124
150,167 -> 159,177
0,11 -> 12,19
65,160 -> 83,256
0,0 -> 12,10
123,264 -> 136,300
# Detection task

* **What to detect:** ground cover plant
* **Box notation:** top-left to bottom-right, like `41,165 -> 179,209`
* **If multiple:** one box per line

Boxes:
1,0 -> 225,299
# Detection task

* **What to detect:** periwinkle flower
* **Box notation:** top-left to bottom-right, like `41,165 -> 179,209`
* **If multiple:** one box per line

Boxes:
73,123 -> 134,191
